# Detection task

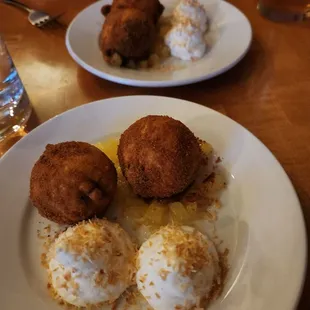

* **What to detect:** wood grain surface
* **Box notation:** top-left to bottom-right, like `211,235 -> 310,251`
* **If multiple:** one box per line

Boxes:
0,0 -> 309,308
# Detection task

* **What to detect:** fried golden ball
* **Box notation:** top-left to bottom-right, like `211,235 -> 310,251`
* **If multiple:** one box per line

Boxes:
110,0 -> 164,23
118,115 -> 202,198
30,142 -> 117,224
100,8 -> 156,64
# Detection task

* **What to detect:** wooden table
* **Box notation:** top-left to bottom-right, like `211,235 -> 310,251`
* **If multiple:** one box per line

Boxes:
0,0 -> 309,308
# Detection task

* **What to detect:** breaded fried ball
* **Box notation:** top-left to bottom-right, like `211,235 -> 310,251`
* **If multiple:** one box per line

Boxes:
30,142 -> 117,225
100,8 -> 156,64
110,0 -> 164,23
118,115 -> 202,198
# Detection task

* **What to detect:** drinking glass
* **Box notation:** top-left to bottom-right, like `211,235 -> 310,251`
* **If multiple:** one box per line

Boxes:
0,36 -> 31,140
258,0 -> 310,22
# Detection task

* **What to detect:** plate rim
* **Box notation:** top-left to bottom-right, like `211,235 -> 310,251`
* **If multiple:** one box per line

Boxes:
0,95 -> 307,309
65,0 -> 253,87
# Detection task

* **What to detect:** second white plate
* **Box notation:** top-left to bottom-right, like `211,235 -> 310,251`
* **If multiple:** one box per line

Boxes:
66,0 -> 252,87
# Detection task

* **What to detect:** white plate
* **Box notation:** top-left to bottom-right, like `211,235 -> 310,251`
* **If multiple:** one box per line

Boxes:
0,96 -> 306,310
65,0 -> 252,87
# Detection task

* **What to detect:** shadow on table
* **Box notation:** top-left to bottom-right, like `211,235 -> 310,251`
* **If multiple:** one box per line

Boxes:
0,109 -> 40,157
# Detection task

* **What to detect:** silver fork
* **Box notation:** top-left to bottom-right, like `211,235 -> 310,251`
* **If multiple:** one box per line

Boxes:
3,0 -> 62,28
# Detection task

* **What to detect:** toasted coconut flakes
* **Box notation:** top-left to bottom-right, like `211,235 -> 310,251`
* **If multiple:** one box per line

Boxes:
95,270 -> 105,286
179,282 -> 190,292
159,268 -> 170,280
41,253 -> 48,268
44,225 -> 51,233
64,272 -> 71,281
159,226 -> 210,277
72,281 -> 79,290
45,219 -> 137,309
139,274 -> 147,283
108,271 -> 118,285
60,282 -> 68,289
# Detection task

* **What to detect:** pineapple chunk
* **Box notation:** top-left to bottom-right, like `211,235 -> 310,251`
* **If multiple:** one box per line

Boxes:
124,204 -> 149,222
197,209 -> 217,221
186,202 -> 197,216
200,141 -> 213,157
169,202 -> 192,224
143,202 -> 169,227
95,138 -> 119,164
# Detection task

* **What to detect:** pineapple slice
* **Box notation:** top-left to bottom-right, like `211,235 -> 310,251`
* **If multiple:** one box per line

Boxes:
95,138 -> 119,164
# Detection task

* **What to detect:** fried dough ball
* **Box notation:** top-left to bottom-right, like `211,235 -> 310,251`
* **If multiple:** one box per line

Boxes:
100,8 -> 156,64
30,142 -> 117,225
110,0 -> 164,23
118,115 -> 202,198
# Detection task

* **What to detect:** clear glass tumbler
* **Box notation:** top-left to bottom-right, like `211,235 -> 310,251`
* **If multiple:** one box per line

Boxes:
258,0 -> 310,22
0,36 -> 31,140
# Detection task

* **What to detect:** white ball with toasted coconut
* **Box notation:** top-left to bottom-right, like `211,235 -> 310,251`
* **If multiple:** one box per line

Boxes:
165,21 -> 206,61
136,225 -> 220,310
47,219 -> 136,307
173,0 -> 208,32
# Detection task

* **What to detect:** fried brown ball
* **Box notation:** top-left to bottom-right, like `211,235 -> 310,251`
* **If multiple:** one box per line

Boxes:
100,8 -> 156,64
30,142 -> 117,225
118,115 -> 202,198
110,0 -> 164,23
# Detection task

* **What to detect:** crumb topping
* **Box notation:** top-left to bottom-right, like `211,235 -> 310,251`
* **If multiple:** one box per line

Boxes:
179,0 -> 205,9
47,219 -> 137,307
158,226 -> 210,277
159,268 -> 171,280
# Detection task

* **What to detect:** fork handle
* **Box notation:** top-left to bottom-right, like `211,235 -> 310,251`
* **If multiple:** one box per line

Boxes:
3,0 -> 33,13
